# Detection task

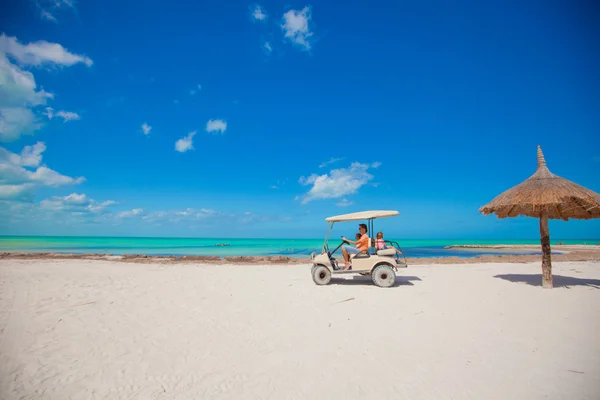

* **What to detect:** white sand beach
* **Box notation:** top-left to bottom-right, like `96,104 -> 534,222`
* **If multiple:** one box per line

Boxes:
1,259 -> 599,400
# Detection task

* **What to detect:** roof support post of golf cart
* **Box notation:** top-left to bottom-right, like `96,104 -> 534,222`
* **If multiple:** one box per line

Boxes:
324,222 -> 334,251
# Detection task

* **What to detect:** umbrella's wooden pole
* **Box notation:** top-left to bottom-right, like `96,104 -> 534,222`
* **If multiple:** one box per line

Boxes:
540,213 -> 553,288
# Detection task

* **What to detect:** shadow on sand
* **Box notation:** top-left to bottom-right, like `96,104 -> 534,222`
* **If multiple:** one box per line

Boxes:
494,274 -> 600,289
330,275 -> 422,287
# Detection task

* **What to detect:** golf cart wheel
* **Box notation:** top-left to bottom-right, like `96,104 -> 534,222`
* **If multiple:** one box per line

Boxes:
312,265 -> 331,286
371,264 -> 396,288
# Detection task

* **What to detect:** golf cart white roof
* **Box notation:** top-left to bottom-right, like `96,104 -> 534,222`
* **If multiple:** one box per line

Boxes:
325,210 -> 399,222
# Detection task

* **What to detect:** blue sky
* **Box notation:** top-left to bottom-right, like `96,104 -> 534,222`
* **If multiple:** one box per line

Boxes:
0,0 -> 599,239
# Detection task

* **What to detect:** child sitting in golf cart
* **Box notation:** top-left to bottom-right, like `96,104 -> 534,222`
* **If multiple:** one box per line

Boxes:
376,232 -> 402,255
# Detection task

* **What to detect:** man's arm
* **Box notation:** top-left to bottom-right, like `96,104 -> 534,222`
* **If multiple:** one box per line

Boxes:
342,237 -> 357,244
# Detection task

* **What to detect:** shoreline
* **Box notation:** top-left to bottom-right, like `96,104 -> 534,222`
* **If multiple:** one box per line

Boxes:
446,244 -> 600,250
2,246 -> 600,265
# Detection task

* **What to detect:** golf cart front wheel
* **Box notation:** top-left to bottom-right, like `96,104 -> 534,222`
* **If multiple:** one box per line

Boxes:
312,265 -> 331,286
372,264 -> 396,288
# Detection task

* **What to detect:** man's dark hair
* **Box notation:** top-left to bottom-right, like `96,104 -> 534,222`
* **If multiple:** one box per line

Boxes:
359,223 -> 368,233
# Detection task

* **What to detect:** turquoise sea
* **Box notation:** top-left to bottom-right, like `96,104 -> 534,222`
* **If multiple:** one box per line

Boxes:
1,236 -> 598,258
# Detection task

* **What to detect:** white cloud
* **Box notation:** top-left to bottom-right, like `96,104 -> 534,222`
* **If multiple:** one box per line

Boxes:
270,178 -> 287,189
0,54 -> 50,141
55,110 -> 80,121
88,201 -> 118,213
336,198 -> 353,207
0,141 -> 46,167
29,166 -> 85,186
61,193 -> 88,205
298,162 -> 377,204
56,0 -> 75,8
19,142 -> 46,167
44,107 -> 80,122
263,42 -> 273,53
0,142 -> 84,200
0,183 -> 36,201
236,212 -> 292,225
206,119 -> 227,134
116,208 -> 144,218
252,5 -> 267,21
0,54 -> 54,107
175,131 -> 197,152
42,107 -> 53,119
0,107 -> 42,141
0,35 -> 91,141
0,162 -> 31,184
188,84 -> 202,95
0,200 -> 291,230
141,122 -> 151,135
281,7 -> 313,50
141,208 -> 219,223
40,10 -> 58,22
371,161 -> 382,168
319,157 -> 343,168
41,193 -> 117,214
0,34 -> 93,67
36,0 -> 76,23
0,195 -> 119,227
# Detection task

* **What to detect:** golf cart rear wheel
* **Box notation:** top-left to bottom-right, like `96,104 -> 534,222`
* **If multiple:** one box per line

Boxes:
312,265 -> 331,286
372,264 -> 396,288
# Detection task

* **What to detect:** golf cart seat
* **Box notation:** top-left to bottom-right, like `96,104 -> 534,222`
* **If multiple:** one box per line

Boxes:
351,250 -> 370,259
376,248 -> 396,256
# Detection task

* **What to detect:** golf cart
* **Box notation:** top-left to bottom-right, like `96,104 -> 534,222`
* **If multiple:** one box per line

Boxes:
310,210 -> 408,288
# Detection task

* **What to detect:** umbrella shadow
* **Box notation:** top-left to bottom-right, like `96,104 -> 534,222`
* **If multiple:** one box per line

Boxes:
494,274 -> 600,289
330,275 -> 421,287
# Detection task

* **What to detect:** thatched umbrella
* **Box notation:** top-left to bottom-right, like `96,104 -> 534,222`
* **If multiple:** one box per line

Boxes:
479,145 -> 600,288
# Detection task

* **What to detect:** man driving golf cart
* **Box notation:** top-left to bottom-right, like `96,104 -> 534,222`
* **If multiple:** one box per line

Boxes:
341,223 -> 369,270
310,210 -> 408,288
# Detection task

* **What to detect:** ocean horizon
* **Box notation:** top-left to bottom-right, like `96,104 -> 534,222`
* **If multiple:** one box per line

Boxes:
1,236 -> 598,259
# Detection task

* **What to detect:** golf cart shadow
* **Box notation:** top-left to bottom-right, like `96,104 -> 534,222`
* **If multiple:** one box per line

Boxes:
330,275 -> 422,287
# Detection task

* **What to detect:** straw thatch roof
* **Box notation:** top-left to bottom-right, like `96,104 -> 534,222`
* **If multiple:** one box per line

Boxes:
479,146 -> 600,220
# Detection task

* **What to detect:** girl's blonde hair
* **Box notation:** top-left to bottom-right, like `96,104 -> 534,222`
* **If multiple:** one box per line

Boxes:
376,231 -> 384,239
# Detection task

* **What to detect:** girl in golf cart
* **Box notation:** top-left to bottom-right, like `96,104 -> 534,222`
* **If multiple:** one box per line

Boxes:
376,232 -> 402,255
